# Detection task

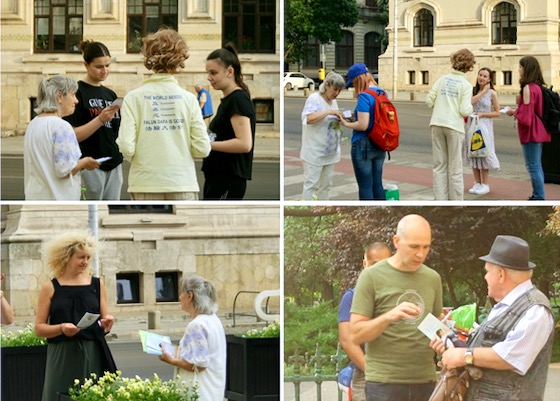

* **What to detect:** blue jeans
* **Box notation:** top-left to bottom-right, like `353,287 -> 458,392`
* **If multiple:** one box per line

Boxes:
351,136 -> 386,200
365,381 -> 435,401
521,142 -> 545,200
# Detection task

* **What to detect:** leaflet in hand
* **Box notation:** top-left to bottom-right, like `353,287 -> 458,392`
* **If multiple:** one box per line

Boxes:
500,106 -> 511,114
417,312 -> 450,341
76,312 -> 100,329
112,98 -> 123,108
138,330 -> 176,356
96,156 -> 112,163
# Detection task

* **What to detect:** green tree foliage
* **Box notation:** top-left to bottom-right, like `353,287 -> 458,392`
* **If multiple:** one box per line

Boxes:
284,206 -> 559,308
284,0 -> 359,63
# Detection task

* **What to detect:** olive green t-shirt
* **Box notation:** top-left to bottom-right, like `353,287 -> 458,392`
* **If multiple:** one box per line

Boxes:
351,259 -> 443,383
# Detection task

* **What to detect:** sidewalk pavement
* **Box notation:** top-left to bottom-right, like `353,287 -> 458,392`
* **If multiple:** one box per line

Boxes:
284,149 -> 560,201
1,132 -> 280,162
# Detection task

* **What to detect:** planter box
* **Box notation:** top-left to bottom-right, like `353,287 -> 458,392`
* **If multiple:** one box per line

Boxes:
225,335 -> 280,401
1,345 -> 47,401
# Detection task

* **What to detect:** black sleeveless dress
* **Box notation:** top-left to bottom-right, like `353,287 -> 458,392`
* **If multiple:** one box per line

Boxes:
41,277 -> 116,401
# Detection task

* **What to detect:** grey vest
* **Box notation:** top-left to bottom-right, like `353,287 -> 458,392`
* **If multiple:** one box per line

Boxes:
466,286 -> 554,401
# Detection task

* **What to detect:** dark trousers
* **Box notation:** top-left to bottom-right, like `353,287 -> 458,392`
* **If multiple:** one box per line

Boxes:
203,173 -> 247,200
365,381 -> 435,401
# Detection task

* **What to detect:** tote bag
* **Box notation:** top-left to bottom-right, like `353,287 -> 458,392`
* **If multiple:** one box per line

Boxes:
466,116 -> 489,158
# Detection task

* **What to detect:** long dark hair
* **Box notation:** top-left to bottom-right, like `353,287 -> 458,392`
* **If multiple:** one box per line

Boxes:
207,42 -> 250,96
78,40 -> 111,63
519,56 -> 545,89
473,67 -> 495,96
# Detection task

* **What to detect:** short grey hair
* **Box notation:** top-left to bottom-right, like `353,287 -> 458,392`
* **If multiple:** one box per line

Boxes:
319,72 -> 345,94
181,275 -> 218,314
34,75 -> 78,114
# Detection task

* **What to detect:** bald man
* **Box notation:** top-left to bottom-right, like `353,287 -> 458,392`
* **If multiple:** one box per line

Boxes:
350,214 -> 443,401
338,242 -> 392,401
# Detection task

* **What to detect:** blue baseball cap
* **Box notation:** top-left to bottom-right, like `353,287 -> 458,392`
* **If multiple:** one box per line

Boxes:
345,63 -> 369,88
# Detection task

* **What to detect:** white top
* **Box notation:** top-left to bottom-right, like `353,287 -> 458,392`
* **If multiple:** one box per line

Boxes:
24,116 -> 82,200
487,280 -> 554,375
300,92 -> 342,166
176,313 -> 227,401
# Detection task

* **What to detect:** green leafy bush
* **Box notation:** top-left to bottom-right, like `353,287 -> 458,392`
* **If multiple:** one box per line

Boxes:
69,371 -> 198,401
284,301 -> 339,358
241,320 -> 280,338
0,324 -> 47,347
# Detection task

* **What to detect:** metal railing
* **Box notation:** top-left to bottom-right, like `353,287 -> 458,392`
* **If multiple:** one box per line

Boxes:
231,290 -> 272,327
284,344 -> 348,401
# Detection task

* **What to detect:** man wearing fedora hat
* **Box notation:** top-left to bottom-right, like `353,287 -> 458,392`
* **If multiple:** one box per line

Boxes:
431,235 -> 554,401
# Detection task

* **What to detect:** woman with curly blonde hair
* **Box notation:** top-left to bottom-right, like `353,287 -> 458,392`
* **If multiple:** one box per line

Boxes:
35,231 -> 116,401
117,28 -> 211,200
426,48 -> 476,200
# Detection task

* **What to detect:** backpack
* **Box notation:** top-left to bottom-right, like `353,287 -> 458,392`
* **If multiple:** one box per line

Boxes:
364,88 -> 400,152
538,85 -> 560,135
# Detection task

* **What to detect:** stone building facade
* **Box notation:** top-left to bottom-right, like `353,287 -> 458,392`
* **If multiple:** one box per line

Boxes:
381,0 -> 560,102
1,0 -> 280,136
1,204 -> 280,322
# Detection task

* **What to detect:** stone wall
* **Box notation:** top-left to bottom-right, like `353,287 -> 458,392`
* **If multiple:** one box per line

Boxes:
1,205 -> 281,322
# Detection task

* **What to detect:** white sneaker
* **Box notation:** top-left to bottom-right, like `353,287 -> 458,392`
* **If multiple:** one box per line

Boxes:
474,184 -> 490,195
468,183 -> 481,194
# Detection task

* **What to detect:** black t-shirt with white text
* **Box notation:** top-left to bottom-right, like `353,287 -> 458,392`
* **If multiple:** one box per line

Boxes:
64,81 -> 123,171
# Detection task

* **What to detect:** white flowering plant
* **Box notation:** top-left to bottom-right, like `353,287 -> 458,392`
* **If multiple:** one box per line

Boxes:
0,323 -> 47,347
68,371 -> 198,401
241,320 -> 280,339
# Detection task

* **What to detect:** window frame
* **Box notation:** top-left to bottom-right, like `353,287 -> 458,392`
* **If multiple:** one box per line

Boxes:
304,37 -> 321,68
155,271 -> 180,303
223,0 -> 276,54
364,32 -> 383,73
126,0 -> 178,53
335,30 -> 354,70
34,0 -> 83,53
413,8 -> 434,47
492,2 -> 517,45
116,272 -> 142,304
108,205 -> 174,214
253,98 -> 274,124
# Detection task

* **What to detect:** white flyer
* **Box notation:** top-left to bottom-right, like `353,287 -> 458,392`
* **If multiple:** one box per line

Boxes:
76,312 -> 100,329
417,312 -> 450,341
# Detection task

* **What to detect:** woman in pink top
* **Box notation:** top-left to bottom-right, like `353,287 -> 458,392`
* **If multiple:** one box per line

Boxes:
506,56 -> 551,200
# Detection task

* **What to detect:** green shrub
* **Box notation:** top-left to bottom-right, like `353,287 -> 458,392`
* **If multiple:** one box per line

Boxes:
0,324 -> 46,347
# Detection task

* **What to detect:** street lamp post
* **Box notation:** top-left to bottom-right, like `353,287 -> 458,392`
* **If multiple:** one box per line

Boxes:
392,0 -> 398,100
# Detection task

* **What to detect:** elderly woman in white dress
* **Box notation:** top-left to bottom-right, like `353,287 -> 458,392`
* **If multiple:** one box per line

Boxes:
159,275 -> 226,401
300,72 -> 346,200
24,75 -> 99,200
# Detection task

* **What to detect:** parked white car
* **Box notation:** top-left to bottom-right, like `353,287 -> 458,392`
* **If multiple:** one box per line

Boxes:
283,72 -> 315,91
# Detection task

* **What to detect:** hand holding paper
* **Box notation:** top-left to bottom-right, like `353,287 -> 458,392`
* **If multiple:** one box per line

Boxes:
76,312 -> 100,329
139,330 -> 176,356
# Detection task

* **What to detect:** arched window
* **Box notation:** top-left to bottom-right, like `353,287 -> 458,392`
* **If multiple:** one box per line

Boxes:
335,31 -> 354,69
304,37 -> 321,68
364,32 -> 383,73
413,9 -> 434,47
492,2 -> 517,44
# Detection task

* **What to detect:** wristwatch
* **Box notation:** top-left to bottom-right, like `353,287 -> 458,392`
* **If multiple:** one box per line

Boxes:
465,348 -> 474,366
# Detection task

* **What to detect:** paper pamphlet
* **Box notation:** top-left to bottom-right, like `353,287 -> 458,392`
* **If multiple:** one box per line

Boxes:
500,106 -> 511,113
76,312 -> 100,329
342,110 -> 352,119
112,98 -> 123,107
138,330 -> 176,356
417,312 -> 450,341
95,156 -> 112,163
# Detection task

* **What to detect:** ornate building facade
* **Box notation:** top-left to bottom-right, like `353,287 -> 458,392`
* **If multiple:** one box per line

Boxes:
1,0 -> 280,135
1,205 -> 280,322
381,0 -> 560,101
